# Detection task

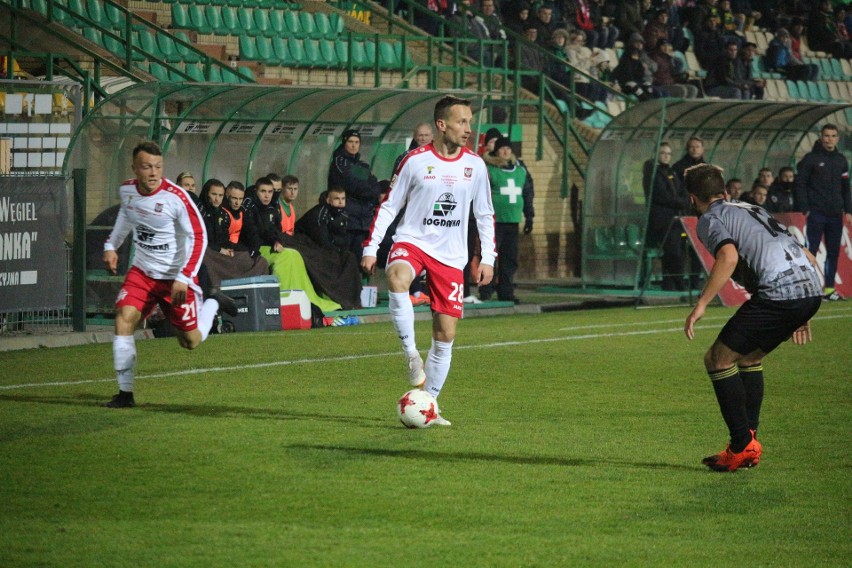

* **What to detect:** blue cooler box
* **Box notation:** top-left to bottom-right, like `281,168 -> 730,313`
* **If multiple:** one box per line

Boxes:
219,276 -> 281,332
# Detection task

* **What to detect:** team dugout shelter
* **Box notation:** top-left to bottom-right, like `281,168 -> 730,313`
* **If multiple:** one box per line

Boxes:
581,98 -> 851,293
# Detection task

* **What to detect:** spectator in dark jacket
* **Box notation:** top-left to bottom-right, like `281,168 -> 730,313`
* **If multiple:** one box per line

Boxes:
807,0 -> 852,59
643,142 -> 690,290
704,41 -> 749,99
615,0 -> 644,41
328,129 -> 386,260
794,124 -> 852,299
765,166 -> 796,213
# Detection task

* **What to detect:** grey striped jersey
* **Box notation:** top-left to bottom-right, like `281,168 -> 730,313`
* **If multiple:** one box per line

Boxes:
697,199 -> 822,301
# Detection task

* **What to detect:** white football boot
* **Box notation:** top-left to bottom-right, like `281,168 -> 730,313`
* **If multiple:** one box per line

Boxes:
408,353 -> 426,387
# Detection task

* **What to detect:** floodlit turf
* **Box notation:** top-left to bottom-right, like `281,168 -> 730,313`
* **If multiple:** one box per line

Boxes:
1,303 -> 850,567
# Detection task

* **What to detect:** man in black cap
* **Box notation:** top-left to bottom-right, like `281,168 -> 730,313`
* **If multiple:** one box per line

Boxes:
328,129 -> 387,261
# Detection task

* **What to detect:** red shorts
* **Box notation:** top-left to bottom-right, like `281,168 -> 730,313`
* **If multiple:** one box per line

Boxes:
387,242 -> 464,318
116,266 -> 202,332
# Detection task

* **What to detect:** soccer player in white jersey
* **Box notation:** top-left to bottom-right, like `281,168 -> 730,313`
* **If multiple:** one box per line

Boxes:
102,141 -> 236,408
361,95 -> 497,426
683,164 -> 822,471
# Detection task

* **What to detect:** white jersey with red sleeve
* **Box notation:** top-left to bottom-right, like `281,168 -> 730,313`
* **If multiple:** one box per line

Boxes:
105,178 -> 207,284
363,143 -> 496,270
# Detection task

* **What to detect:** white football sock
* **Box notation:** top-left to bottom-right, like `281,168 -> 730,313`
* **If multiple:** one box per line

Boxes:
113,334 -> 136,392
198,298 -> 219,342
388,291 -> 418,357
424,338 -> 453,399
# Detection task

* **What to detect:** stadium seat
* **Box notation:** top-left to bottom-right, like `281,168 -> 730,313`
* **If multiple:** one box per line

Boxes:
272,37 -> 296,66
239,34 -> 259,61
102,33 -> 127,59
298,11 -> 316,38
255,36 -> 280,65
815,81 -> 833,102
205,5 -> 229,35
363,39 -> 377,67
83,27 -> 103,47
207,64 -> 223,82
334,39 -> 349,67
189,4 -> 212,34
283,10 -> 301,36
840,58 -> 852,79
238,8 -> 259,36
254,8 -> 273,37
378,41 -> 399,69
785,80 -> 801,101
103,2 -> 126,31
829,58 -> 844,81
171,3 -> 191,30
150,62 -> 171,81
221,67 -> 241,83
394,42 -> 413,68
319,39 -> 339,67
220,6 -> 240,34
86,0 -> 108,29
328,13 -> 344,37
313,12 -> 331,39
174,31 -> 200,63
184,62 -> 206,81
236,66 -> 255,82
303,38 -> 323,67
157,34 -> 183,63
288,37 -> 306,66
269,9 -> 286,35
136,29 -> 161,58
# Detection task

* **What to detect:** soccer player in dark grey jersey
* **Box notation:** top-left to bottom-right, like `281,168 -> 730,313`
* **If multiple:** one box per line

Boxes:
683,164 -> 822,472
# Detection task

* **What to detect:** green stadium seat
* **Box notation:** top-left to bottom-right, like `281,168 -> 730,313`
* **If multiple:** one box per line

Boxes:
269,9 -> 286,34
298,11 -> 316,38
239,34 -> 259,61
236,65 -> 255,82
303,38 -> 323,66
136,29 -> 161,58
394,42 -> 412,68
334,39 -> 349,67
205,5 -> 229,35
815,81 -> 833,102
207,64 -> 223,82
83,27 -> 103,47
829,58 -> 844,81
150,62 -> 171,81
328,13 -> 344,37
222,67 -> 242,83
184,62 -> 206,81
103,33 -> 127,59
378,41 -> 399,68
189,4 -> 212,34
157,34 -> 183,63
174,31 -> 200,63
319,39 -> 339,67
255,36 -> 281,65
86,0 -> 108,29
103,2 -> 126,31
49,0 -> 75,26
796,80 -> 815,101
254,8 -> 273,37
171,3 -> 191,30
29,0 -> 49,17
313,12 -> 331,39
238,8 -> 259,36
785,80 -> 801,100
272,37 -> 296,66
350,40 -> 368,68
363,39 -> 376,67
221,6 -> 240,34
288,37 -> 306,66
283,10 -> 301,36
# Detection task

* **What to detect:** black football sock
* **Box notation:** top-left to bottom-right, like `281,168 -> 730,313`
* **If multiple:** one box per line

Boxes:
708,366 -> 751,453
738,363 -> 764,435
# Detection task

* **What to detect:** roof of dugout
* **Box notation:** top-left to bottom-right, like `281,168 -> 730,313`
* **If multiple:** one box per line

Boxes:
64,83 -> 487,218
582,98 -> 851,292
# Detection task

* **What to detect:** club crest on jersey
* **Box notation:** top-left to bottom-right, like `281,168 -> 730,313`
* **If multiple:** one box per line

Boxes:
154,203 -> 164,213
390,248 -> 409,259
424,193 -> 462,226
464,167 -> 472,178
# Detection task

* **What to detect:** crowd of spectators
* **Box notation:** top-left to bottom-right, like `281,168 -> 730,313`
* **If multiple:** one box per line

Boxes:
396,0 -> 851,106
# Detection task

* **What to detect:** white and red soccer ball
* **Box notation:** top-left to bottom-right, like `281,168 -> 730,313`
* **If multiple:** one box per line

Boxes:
397,389 -> 439,428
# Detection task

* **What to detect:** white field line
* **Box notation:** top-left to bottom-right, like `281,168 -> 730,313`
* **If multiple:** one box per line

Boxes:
2,311 -> 850,392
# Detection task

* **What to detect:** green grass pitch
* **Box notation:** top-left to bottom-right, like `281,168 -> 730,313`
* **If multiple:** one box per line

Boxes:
1,303 -> 849,567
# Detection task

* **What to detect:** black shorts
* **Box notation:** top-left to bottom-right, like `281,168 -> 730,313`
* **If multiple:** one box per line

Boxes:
717,295 -> 822,356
